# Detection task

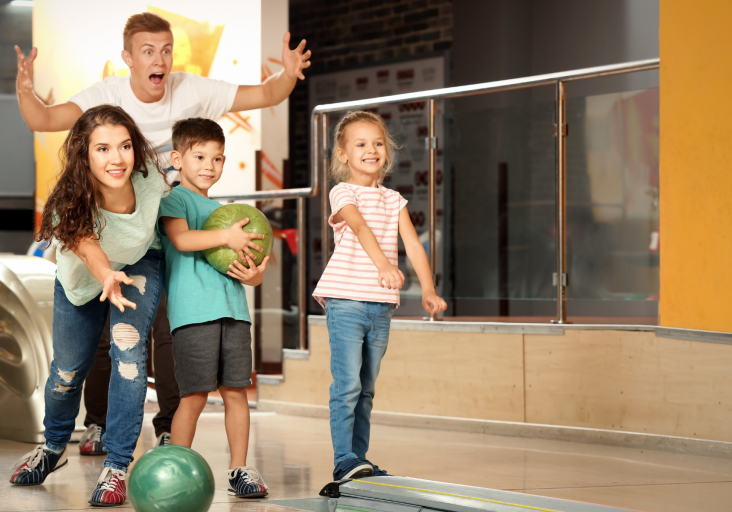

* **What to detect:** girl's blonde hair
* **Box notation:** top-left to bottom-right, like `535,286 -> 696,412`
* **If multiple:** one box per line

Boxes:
329,110 -> 399,184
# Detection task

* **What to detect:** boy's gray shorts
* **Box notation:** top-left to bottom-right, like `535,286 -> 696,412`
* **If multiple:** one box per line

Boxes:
171,318 -> 253,397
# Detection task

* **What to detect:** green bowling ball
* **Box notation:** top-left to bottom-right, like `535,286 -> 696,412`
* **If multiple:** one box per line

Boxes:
202,203 -> 274,273
128,445 -> 215,512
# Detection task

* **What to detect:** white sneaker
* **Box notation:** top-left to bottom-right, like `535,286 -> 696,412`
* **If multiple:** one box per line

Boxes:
227,466 -> 269,498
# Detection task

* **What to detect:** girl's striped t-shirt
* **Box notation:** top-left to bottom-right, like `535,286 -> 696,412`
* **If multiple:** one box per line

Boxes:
313,182 -> 408,307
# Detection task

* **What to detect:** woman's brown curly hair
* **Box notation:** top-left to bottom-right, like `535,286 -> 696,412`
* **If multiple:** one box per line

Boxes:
36,104 -> 163,252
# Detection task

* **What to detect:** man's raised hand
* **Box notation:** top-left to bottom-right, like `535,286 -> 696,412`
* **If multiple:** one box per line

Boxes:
282,32 -> 311,81
15,45 -> 37,95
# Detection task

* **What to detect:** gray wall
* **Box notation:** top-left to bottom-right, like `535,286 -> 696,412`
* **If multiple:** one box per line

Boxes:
0,2 -> 34,202
0,95 -> 34,198
452,0 -> 659,104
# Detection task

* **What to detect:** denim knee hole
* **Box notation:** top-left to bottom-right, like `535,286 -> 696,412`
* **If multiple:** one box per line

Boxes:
52,367 -> 77,393
117,361 -> 139,381
127,275 -> 147,295
112,323 -> 140,351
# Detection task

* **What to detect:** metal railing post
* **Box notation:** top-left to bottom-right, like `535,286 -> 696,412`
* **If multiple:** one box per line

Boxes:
427,99 -> 440,321
554,80 -> 569,324
321,115 -> 331,266
297,196 -> 307,350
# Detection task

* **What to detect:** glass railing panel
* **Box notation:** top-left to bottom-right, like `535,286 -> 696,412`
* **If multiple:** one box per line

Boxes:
564,86 -> 659,324
437,89 -> 558,320
254,198 -> 300,373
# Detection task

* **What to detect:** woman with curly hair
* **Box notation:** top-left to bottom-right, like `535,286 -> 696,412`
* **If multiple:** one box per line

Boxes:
9,104 -> 169,507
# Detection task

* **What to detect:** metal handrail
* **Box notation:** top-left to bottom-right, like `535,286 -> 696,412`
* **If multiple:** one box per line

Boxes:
211,113 -> 323,352
311,58 -> 659,114
312,58 -> 659,325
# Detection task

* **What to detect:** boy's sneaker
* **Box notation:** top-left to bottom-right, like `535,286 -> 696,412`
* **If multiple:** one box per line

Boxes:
363,459 -> 391,476
155,432 -> 171,447
227,466 -> 269,498
89,467 -> 126,507
9,445 -> 68,485
333,459 -> 374,481
79,424 -> 106,455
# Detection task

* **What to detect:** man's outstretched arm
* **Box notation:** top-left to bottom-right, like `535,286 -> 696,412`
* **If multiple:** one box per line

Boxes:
15,46 -> 82,132
229,32 -> 311,113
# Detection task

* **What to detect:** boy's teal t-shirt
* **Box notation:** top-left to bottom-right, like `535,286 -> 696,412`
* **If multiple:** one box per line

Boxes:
157,186 -> 251,332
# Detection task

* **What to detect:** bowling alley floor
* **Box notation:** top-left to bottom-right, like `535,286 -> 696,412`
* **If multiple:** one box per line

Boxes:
2,411 -> 732,512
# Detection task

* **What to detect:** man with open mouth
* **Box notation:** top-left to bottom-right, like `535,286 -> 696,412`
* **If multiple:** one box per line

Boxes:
15,11 -> 311,183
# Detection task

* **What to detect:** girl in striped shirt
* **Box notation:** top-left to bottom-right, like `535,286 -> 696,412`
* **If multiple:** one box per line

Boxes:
313,110 -> 447,481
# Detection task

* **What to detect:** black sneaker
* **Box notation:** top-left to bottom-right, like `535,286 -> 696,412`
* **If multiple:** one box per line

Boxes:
227,466 -> 269,498
79,424 -> 106,455
155,432 -> 171,447
363,459 -> 390,476
9,445 -> 68,485
333,459 -> 374,481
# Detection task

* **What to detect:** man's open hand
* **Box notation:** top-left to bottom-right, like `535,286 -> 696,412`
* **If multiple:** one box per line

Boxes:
15,45 -> 37,95
282,32 -> 311,81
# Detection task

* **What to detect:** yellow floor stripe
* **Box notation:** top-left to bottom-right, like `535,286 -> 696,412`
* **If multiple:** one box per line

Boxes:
357,480 -> 565,512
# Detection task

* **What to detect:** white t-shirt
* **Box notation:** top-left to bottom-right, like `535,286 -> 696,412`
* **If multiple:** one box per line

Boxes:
69,72 -> 238,183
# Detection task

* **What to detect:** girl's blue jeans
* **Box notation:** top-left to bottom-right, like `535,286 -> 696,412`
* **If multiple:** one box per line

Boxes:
325,298 -> 395,467
44,250 -> 164,471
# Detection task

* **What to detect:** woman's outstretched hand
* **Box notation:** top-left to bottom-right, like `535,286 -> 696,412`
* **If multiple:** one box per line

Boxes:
100,271 -> 137,312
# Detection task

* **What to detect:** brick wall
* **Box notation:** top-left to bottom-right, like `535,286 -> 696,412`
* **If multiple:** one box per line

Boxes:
288,0 -> 454,186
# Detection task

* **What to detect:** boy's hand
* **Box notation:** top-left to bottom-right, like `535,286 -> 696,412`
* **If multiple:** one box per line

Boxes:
15,45 -> 36,96
282,32 -> 311,81
377,263 -> 405,290
225,218 -> 265,260
228,255 -> 269,286
100,270 -> 137,312
422,292 -> 447,315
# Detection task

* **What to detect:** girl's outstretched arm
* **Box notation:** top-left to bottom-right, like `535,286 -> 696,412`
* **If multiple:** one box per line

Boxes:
398,207 -> 447,314
338,205 -> 405,290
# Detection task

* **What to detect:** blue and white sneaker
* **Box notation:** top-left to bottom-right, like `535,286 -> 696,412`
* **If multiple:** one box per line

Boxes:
227,466 -> 269,498
333,459 -> 374,481
363,459 -> 391,476
9,445 -> 68,485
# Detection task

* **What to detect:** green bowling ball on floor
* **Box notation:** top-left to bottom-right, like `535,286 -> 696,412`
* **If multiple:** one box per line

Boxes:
128,445 -> 215,512
202,203 -> 274,273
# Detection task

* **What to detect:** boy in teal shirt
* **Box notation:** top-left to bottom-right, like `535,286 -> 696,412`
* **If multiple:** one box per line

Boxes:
157,118 -> 270,498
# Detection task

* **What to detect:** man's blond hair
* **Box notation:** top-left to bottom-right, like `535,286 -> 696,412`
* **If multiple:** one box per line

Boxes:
123,12 -> 172,52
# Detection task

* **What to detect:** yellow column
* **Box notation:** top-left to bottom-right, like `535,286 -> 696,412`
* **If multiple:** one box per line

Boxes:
660,0 -> 732,331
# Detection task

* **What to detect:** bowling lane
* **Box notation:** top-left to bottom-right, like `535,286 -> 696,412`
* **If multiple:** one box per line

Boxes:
2,411 -> 732,511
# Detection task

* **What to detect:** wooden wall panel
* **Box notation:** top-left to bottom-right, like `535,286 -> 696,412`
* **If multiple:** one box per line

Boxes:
525,330 -> 732,441
261,325 -> 525,422
263,326 -> 732,442
258,325 -> 330,405
376,330 -> 525,421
